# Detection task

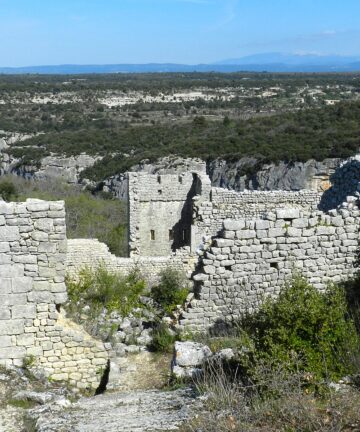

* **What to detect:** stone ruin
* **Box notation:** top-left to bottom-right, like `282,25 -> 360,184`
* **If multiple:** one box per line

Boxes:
0,199 -> 107,391
1,155 -> 360,383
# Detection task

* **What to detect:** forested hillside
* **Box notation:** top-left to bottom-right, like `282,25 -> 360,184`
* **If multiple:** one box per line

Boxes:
8,101 -> 360,181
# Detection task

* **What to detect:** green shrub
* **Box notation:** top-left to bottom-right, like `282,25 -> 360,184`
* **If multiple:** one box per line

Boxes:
240,275 -> 360,382
66,264 -> 145,317
0,180 -> 17,201
150,268 -> 189,314
150,322 -> 178,353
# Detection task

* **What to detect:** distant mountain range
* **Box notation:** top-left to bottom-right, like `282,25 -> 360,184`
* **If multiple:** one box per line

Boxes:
1,53 -> 360,74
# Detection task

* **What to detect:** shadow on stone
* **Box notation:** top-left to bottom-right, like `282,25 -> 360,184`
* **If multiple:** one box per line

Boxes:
319,158 -> 360,211
95,359 -> 110,395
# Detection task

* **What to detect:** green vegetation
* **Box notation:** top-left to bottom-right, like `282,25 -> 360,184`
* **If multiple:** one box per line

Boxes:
1,72 -> 360,183
240,276 -> 359,382
66,265 -> 145,317
150,322 -> 178,353
8,100 -> 360,181
0,176 -> 127,256
150,268 -> 189,315
0,180 -> 18,201
182,275 -> 360,431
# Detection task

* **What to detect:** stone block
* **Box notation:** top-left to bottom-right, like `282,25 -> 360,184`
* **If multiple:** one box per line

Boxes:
0,243 -> 10,253
236,230 -> 256,239
269,228 -> 286,238
34,219 -> 54,232
0,307 -> 10,320
0,278 -> 11,294
0,319 -> 24,335
223,220 -> 245,231
17,333 -> 35,346
12,277 -> 33,293
0,294 -> 27,306
255,220 -> 270,230
0,336 -> 12,347
26,201 -> 50,212
0,226 -> 20,241
12,304 -> 36,319
276,209 -> 300,220
213,239 -> 234,248
287,227 -> 302,237
0,264 -> 24,278
0,346 -> 26,359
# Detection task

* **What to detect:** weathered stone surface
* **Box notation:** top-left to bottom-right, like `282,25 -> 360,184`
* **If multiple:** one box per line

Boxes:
173,341 -> 212,368
30,389 -> 194,432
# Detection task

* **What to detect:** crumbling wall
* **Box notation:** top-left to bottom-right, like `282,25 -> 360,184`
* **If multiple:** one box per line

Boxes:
0,199 -> 107,391
192,188 -> 322,248
66,239 -> 197,285
180,206 -> 360,331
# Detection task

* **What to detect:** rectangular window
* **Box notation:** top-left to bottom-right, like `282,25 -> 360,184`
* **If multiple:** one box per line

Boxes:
182,229 -> 187,242
150,230 -> 155,240
169,229 -> 174,241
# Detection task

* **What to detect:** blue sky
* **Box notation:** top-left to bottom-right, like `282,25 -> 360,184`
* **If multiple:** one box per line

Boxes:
1,0 -> 360,66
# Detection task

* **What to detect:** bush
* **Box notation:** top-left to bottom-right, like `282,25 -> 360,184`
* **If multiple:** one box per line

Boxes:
240,275 -> 360,382
0,180 -> 17,201
150,322 -> 178,353
150,268 -> 189,314
66,264 -> 145,317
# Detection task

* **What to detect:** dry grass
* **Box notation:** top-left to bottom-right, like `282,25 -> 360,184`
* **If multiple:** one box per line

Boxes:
180,359 -> 360,432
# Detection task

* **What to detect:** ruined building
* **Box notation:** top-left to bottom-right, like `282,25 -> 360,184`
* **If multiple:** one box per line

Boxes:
1,155 -> 360,377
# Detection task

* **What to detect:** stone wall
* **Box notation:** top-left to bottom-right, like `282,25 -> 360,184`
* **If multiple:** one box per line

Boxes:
0,199 -> 107,391
191,188 -> 322,251
180,206 -> 360,331
66,239 -> 197,286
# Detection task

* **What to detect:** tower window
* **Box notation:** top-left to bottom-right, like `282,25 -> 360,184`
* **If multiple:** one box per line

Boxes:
182,229 -> 187,242
158,189 -> 162,195
169,229 -> 174,241
157,175 -> 161,184
150,230 -> 155,240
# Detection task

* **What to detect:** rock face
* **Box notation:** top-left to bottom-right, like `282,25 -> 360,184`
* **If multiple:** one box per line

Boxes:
208,158 -> 341,192
0,152 -> 101,184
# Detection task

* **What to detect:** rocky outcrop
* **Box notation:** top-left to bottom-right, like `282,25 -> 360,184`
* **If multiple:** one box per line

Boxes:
0,152 -> 101,184
208,157 -> 342,192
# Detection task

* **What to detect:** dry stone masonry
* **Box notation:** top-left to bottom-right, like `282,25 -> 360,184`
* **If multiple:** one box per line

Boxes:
2,153 -> 360,378
0,199 -> 107,390
180,207 -> 359,330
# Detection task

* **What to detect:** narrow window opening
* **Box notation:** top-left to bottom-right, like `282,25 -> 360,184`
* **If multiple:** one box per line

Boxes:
55,304 -> 61,313
182,229 -> 187,242
157,175 -> 161,184
158,189 -> 162,195
178,176 -> 183,184
150,230 -> 155,240
169,229 -> 174,241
